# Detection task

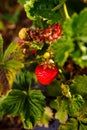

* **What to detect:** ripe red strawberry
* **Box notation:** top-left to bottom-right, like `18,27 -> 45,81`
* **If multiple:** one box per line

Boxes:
35,65 -> 58,85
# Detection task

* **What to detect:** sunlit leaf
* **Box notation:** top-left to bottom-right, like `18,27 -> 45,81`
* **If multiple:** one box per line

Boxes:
58,118 -> 78,130
3,42 -> 19,61
68,95 -> 85,116
38,106 -> 53,127
0,38 -> 24,94
24,0 -> 65,26
55,99 -> 68,123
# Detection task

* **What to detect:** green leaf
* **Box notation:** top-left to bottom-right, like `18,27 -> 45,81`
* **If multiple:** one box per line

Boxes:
68,95 -> 85,116
50,98 -> 59,111
4,60 -> 24,87
38,106 -> 53,127
52,37 -> 74,66
70,75 -> 87,96
21,90 -> 45,129
24,0 -> 65,27
71,42 -> 87,68
0,96 -> 6,119
56,109 -> 68,124
59,118 -> 78,130
80,102 -> 87,113
5,60 -> 24,73
3,42 -> 19,61
0,71 -> 46,128
69,8 -> 87,67
24,0 -> 36,20
55,99 -> 68,123
78,113 -> 87,124
72,8 -> 87,43
12,70 -> 35,92
80,123 -> 87,130
59,8 -> 87,68
0,35 -> 3,61
0,88 -> 45,129
52,94 -> 84,122
0,41 -> 24,94
46,81 -> 62,97
61,84 -> 71,98
51,16 -> 74,66
63,18 -> 73,38
0,89 -> 26,115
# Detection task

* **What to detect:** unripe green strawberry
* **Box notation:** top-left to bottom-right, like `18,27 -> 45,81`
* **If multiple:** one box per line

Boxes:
35,65 -> 58,85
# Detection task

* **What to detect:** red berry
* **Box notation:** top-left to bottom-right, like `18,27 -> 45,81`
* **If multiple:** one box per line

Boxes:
48,35 -> 53,41
52,32 -> 59,39
30,49 -> 37,54
35,65 -> 58,85
52,24 -> 62,37
43,23 -> 62,42
18,39 -> 24,45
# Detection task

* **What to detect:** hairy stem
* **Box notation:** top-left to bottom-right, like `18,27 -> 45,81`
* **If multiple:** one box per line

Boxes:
52,3 -> 63,11
63,3 -> 70,19
52,0 -> 67,11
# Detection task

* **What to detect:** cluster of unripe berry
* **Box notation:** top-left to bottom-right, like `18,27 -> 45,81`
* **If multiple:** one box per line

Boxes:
18,23 -> 62,43
43,23 -> 62,42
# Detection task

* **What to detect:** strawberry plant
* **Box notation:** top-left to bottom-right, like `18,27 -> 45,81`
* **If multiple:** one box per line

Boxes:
0,0 -> 87,130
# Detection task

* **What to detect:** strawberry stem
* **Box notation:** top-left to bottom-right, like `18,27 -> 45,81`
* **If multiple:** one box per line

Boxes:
52,0 -> 67,11
63,3 -> 70,19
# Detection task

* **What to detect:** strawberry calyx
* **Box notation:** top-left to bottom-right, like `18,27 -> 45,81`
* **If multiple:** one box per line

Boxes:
41,59 -> 55,69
